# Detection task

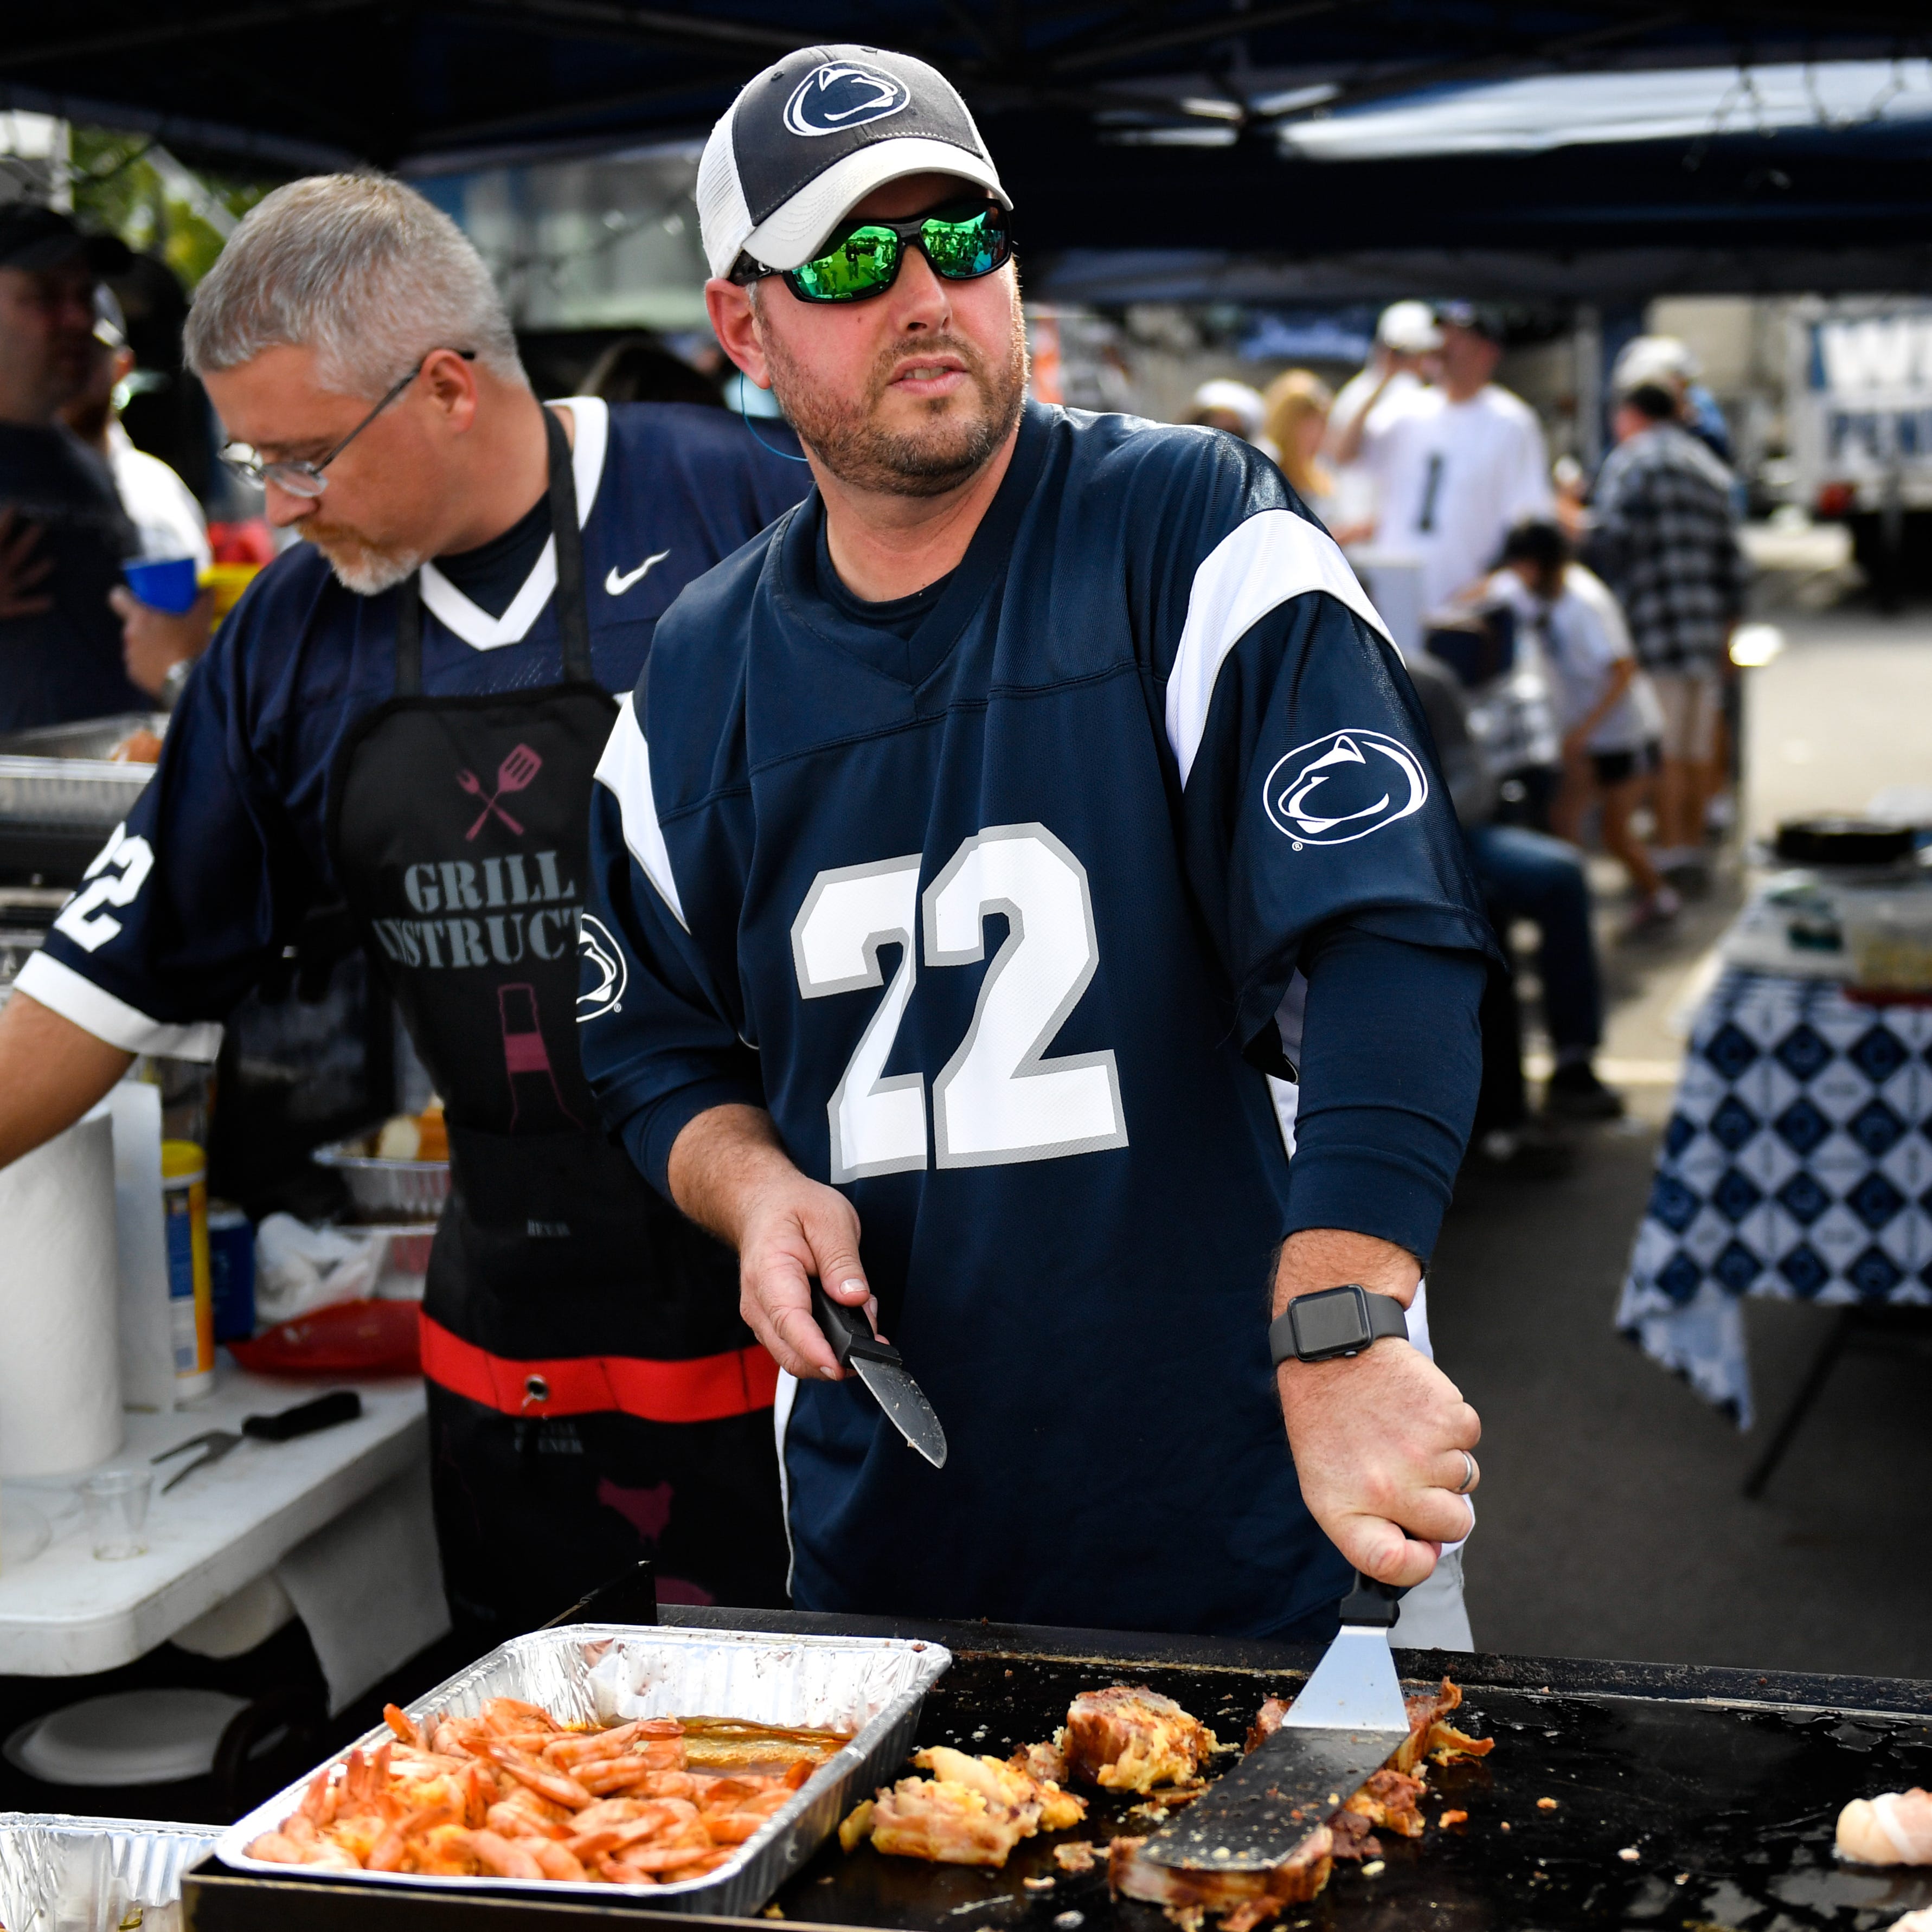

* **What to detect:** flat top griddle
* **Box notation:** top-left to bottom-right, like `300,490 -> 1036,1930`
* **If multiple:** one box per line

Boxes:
778,1645 -> 1932,1932
182,1610 -> 1932,1932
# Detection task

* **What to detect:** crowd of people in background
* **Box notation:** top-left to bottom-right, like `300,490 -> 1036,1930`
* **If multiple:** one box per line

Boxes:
1190,299 -> 1750,1169
1,201 -> 1749,1180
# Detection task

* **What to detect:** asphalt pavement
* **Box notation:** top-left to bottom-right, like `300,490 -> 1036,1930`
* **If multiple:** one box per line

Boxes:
1436,604 -> 1932,1683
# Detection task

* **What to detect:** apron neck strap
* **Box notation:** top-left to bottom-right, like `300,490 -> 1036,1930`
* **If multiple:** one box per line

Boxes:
545,404 -> 592,684
393,403 -> 592,697
394,568 -> 423,696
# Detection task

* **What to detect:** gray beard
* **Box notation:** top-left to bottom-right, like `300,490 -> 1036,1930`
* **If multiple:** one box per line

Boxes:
307,532 -> 426,596
766,313 -> 1029,500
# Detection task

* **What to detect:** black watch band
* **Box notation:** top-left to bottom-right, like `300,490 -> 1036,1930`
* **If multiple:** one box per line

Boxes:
1268,1283 -> 1409,1366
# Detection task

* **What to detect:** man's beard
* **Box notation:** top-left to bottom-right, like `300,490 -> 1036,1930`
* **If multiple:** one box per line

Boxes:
303,522 -> 425,596
763,307 -> 1028,500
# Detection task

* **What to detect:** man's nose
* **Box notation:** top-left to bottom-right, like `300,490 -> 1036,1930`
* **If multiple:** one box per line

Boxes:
887,245 -> 952,331
262,481 -> 314,528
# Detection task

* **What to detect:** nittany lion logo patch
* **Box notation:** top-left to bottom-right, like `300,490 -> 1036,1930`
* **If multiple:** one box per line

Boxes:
1263,729 -> 1429,849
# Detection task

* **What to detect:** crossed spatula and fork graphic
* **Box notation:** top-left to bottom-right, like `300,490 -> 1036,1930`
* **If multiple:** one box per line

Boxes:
457,743 -> 543,839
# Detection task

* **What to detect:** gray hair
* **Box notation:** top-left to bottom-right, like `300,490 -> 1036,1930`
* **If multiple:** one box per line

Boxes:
184,172 -> 525,397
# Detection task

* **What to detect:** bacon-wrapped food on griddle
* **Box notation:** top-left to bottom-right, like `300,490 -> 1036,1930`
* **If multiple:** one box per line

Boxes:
840,1745 -> 1088,1868
1111,1679 -> 1491,1927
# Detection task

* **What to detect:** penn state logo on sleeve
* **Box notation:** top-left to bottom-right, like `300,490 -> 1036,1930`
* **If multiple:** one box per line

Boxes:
576,913 -> 628,1022
1262,730 -> 1429,850
784,61 -> 912,137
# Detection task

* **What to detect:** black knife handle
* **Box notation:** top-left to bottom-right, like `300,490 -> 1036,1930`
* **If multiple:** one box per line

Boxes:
1339,1570 -> 1408,1627
242,1390 -> 363,1442
808,1279 -> 902,1367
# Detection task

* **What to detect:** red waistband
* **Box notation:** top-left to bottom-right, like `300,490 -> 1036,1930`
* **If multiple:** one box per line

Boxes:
420,1314 -> 778,1423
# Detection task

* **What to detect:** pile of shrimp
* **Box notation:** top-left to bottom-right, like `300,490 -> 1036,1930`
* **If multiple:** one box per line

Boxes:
245,1696 -> 816,1885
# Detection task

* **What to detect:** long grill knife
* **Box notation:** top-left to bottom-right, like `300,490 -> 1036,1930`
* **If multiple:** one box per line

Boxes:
1140,1573 -> 1410,1871
809,1280 -> 948,1468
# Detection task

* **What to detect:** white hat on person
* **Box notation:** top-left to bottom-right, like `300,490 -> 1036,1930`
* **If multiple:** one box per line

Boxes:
696,45 -> 1010,281
1191,379 -> 1266,440
1376,300 -> 1443,355
1612,335 -> 1700,394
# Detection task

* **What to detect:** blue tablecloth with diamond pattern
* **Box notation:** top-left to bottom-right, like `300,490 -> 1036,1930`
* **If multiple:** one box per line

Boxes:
1616,967 -> 1932,1428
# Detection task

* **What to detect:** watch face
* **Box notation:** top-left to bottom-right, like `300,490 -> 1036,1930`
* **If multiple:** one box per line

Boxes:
1292,1288 -> 1371,1357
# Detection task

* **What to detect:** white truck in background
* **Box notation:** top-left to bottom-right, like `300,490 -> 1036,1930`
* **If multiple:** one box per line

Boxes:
1788,299 -> 1932,599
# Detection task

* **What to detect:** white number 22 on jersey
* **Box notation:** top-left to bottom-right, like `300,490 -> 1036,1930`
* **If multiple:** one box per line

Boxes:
790,824 -> 1128,1182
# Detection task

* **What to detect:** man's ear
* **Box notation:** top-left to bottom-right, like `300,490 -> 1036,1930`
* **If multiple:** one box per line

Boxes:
705,278 -> 774,390
421,346 -> 482,433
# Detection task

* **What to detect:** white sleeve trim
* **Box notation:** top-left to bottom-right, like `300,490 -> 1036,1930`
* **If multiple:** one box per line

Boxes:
593,692 -> 689,931
1165,509 -> 1394,788
14,952 -> 224,1062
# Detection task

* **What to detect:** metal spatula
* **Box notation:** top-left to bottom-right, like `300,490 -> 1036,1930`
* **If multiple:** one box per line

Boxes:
1140,1572 -> 1410,1871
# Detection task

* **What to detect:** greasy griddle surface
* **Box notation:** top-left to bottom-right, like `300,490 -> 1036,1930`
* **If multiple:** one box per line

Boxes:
772,1649 -> 1932,1932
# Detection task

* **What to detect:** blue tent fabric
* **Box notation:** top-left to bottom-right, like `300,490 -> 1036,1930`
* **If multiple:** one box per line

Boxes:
5,4 -> 1929,290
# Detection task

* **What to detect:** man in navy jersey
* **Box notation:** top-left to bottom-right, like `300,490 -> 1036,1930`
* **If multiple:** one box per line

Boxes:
0,175 -> 808,1638
580,47 -> 1494,1642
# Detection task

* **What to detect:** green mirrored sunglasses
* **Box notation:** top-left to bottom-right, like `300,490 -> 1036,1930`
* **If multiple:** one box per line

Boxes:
733,201 -> 1012,304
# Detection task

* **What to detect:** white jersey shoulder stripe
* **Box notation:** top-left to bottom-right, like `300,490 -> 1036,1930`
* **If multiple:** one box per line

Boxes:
593,691 -> 689,932
418,396 -> 611,653
15,951 -> 223,1062
1165,509 -> 1392,788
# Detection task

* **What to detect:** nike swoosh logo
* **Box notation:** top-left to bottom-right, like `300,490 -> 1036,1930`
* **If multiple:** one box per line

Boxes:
605,550 -> 670,596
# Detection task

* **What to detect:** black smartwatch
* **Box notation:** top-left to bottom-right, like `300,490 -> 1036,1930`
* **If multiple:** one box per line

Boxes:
1268,1283 -> 1409,1366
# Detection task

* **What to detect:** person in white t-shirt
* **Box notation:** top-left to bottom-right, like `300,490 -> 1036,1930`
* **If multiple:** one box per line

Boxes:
1324,300 -> 1440,540
1494,517 -> 1676,932
1349,303 -> 1553,613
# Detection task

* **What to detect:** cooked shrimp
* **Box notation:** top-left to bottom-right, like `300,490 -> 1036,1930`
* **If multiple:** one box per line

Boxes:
488,1798 -> 570,1841
383,1704 -> 422,1748
246,1831 -> 317,1865
477,1740 -> 595,1809
367,1801 -> 459,1872
530,1839 -> 588,1882
469,1830 -> 548,1879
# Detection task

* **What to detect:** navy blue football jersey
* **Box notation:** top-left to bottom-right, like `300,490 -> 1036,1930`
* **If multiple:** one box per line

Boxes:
579,401 -> 1493,1636
20,400 -> 808,1055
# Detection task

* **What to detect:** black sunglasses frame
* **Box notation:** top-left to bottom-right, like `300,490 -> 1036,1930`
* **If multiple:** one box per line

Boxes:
730,201 -> 1013,305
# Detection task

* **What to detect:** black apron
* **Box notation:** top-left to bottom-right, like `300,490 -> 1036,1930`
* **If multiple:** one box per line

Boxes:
330,408 -> 786,1635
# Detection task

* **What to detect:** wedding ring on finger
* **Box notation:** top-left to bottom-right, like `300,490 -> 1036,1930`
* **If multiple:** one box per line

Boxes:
1454,1449 -> 1479,1495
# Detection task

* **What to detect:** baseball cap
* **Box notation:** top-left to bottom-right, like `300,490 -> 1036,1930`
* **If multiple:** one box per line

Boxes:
1376,300 -> 1442,355
0,203 -> 131,277
1192,379 -> 1265,439
1612,334 -> 1699,394
1434,301 -> 1506,344
697,44 -> 1009,281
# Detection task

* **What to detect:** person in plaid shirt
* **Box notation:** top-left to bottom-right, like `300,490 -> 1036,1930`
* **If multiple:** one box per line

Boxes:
1586,382 -> 1747,878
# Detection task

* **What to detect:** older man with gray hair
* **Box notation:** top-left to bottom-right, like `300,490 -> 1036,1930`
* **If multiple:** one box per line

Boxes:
0,171 -> 809,1639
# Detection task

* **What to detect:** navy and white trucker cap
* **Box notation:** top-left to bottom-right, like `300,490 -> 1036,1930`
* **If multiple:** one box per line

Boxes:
697,45 -> 1009,280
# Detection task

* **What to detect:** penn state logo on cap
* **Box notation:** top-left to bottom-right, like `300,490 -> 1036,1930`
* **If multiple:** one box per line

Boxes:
784,60 -> 912,138
576,914 -> 628,1021
697,43 -> 1009,279
1263,730 -> 1429,849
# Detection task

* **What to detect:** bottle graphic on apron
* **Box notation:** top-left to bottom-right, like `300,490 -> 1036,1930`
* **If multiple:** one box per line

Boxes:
499,983 -> 581,1131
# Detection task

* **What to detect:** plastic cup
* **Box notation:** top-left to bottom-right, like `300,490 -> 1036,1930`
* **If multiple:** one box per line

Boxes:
81,1469 -> 152,1560
123,557 -> 201,614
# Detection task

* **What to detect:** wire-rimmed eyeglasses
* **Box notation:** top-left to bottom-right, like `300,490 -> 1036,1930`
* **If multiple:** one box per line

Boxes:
217,349 -> 476,498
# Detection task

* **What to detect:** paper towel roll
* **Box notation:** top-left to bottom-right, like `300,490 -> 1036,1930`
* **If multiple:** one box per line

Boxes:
0,1114 -> 125,1474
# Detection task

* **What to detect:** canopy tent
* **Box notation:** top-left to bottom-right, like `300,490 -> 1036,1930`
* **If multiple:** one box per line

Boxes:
4,2 -> 1931,294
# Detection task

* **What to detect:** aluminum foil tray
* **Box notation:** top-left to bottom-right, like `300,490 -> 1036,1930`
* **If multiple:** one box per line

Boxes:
0,713 -> 164,834
215,1622 -> 952,1916
0,1812 -> 220,1932
312,1131 -> 451,1222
